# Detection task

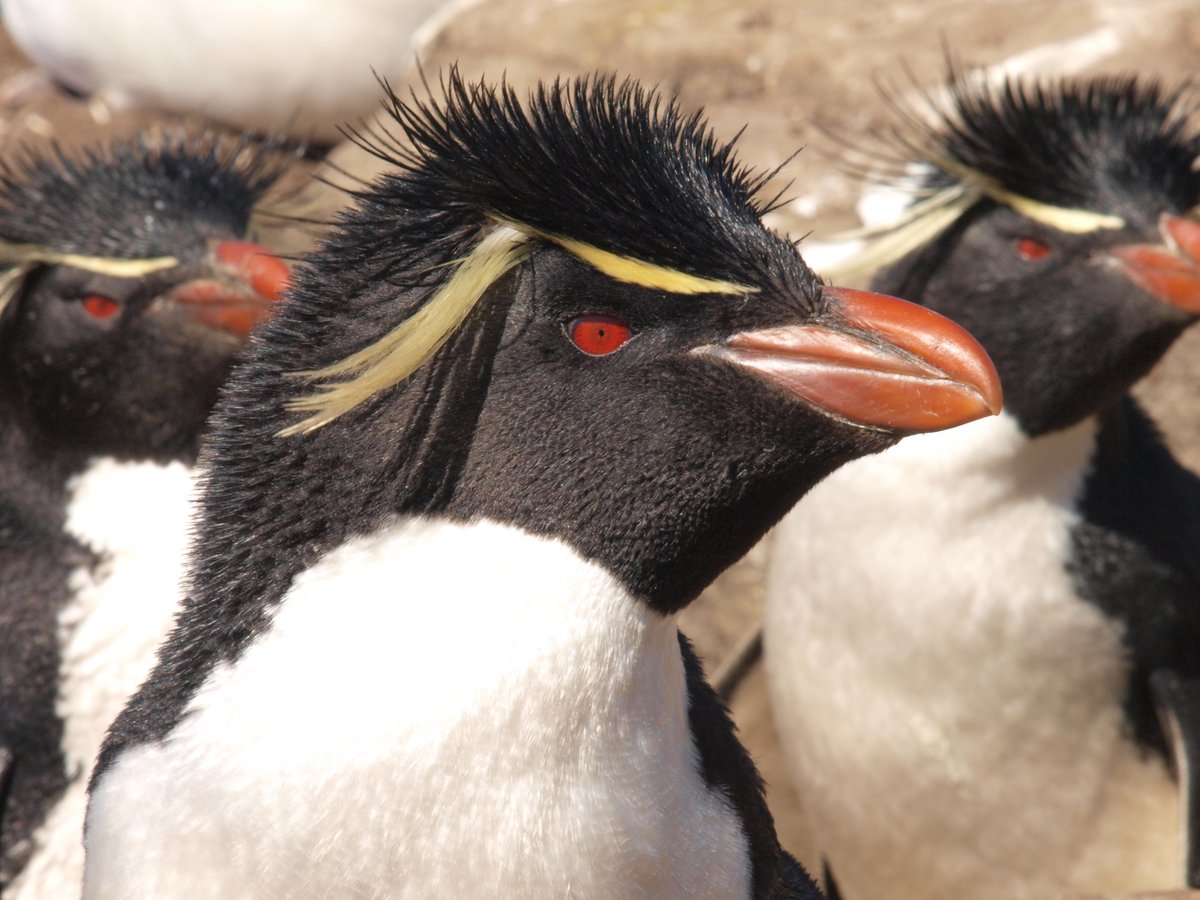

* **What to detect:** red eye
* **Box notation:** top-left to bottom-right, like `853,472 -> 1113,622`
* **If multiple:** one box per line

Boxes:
568,315 -> 631,356
1015,238 -> 1052,261
81,294 -> 120,319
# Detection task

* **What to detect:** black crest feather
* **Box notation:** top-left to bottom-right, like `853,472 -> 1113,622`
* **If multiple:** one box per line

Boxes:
0,131 -> 291,258
892,67 -> 1200,223
339,68 -> 794,290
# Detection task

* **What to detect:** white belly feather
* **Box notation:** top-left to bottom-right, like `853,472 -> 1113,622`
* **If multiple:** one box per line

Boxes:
764,412 -> 1179,900
9,457 -> 196,900
85,517 -> 749,899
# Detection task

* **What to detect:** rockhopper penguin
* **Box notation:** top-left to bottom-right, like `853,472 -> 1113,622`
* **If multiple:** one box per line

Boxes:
0,133 -> 290,898
84,72 -> 1000,899
765,72 -> 1200,900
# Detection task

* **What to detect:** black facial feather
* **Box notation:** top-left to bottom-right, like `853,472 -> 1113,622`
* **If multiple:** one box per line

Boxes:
343,68 -> 809,298
898,70 -> 1200,223
0,131 -> 291,258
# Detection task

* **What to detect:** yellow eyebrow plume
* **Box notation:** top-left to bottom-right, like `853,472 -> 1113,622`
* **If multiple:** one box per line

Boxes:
983,185 -> 1125,234
926,153 -> 1125,235
280,224 -> 532,436
548,234 -> 758,295
0,241 -> 179,276
0,262 -> 33,320
279,218 -> 760,437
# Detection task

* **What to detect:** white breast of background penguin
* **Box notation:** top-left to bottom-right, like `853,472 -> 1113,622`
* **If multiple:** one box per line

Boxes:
765,411 -> 1178,900
85,517 -> 750,900
7,457 -> 197,900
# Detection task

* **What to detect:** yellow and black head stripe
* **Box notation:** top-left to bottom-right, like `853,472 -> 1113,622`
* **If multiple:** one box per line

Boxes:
281,221 -> 758,436
814,186 -> 978,283
927,153 -> 1126,235
815,156 -> 1128,284
0,243 -> 179,322
977,184 -> 1125,234
0,262 -> 33,321
0,240 -> 179,277
281,224 -> 533,436
542,233 -> 757,296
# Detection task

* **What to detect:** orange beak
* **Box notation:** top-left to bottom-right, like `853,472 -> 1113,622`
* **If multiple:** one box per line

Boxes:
713,287 -> 1002,434
168,240 -> 291,337
1108,214 -> 1200,313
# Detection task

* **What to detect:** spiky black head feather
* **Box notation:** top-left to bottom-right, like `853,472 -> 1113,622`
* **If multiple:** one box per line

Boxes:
0,132 -> 289,259
267,69 -> 821,434
340,69 -> 806,297
908,71 -> 1200,226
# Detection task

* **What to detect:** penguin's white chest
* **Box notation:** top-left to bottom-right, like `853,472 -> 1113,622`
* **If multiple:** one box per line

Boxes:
86,518 -> 750,900
60,457 -> 197,768
765,413 -> 1179,900
8,458 -> 195,900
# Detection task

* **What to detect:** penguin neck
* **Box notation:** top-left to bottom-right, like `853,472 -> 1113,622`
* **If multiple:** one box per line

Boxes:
193,515 -> 696,796
0,394 -> 89,518
264,515 -> 684,704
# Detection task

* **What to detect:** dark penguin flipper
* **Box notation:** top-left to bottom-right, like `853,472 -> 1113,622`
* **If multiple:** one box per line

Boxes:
775,850 -> 826,899
1151,670 -> 1200,887
679,633 -> 825,899
1074,399 -> 1200,756
0,518 -> 82,885
0,741 -> 11,865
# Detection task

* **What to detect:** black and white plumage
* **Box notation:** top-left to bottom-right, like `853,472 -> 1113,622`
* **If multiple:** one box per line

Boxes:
0,133 -> 289,898
765,72 -> 1200,900
82,73 -> 999,899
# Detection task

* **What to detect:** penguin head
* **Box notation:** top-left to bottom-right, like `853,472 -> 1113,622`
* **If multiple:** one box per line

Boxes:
859,72 -> 1200,436
202,73 -> 999,614
0,134 -> 291,463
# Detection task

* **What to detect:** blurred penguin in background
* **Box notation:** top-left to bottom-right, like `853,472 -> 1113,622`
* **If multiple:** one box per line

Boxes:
766,68 -> 1200,900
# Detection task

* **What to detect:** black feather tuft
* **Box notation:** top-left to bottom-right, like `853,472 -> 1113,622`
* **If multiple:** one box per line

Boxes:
0,130 -> 293,258
343,68 -> 793,291
887,66 -> 1200,223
